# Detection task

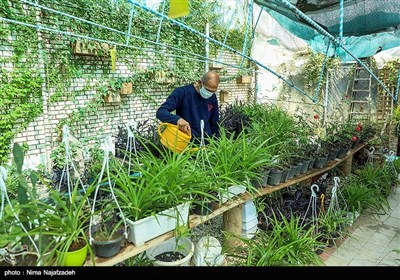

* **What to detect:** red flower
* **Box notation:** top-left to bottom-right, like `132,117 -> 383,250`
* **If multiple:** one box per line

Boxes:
314,115 -> 319,119
358,123 -> 363,128
352,136 -> 358,142
355,126 -> 361,132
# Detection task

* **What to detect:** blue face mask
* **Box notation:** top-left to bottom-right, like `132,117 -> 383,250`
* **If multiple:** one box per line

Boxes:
199,86 -> 214,99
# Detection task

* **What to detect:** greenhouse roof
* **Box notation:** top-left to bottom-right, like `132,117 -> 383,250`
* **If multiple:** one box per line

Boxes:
254,0 -> 400,61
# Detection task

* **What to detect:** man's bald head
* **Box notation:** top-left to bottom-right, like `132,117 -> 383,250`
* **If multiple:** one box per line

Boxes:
200,71 -> 220,92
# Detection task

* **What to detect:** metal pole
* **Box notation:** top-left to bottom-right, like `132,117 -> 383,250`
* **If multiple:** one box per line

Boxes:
205,21 -> 209,72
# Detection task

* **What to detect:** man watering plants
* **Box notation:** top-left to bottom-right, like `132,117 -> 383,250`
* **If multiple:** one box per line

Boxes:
156,70 -> 220,145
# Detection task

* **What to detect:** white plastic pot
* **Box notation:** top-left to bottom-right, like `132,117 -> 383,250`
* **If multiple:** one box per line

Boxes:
145,237 -> 194,266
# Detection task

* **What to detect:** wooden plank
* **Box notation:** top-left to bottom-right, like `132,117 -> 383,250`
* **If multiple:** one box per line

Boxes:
85,141 -> 369,266
85,232 -> 175,266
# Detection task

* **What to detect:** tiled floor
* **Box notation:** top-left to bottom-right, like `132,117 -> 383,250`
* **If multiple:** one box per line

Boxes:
323,186 -> 400,266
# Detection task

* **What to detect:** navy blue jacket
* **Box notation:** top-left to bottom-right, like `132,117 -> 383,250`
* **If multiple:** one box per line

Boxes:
156,84 -> 219,143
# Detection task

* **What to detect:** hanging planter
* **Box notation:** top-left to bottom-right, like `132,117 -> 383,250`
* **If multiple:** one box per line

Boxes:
0,247 -> 39,266
103,91 -> 121,103
56,238 -> 88,266
219,90 -> 229,102
120,82 -> 133,95
236,75 -> 251,84
91,224 -> 125,258
71,39 -> 110,56
152,70 -> 176,85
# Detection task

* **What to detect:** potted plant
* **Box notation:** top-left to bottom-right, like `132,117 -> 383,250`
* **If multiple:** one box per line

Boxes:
206,128 -> 274,200
318,209 -> 351,247
32,183 -> 95,266
99,81 -> 121,104
118,77 -> 133,95
0,143 -> 51,265
145,236 -> 194,266
110,144 -> 194,247
71,38 -> 110,56
89,203 -> 126,258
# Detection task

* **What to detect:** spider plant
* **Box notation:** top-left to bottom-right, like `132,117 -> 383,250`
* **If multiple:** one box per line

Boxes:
341,176 -> 389,215
228,211 -> 324,266
110,142 -> 195,221
206,127 -> 275,195
32,182 -> 95,266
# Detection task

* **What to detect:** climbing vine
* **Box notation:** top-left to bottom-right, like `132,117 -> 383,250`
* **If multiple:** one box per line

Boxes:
0,68 -> 43,165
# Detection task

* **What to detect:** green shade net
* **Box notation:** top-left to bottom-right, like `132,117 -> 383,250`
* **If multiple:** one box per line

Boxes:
254,0 -> 400,61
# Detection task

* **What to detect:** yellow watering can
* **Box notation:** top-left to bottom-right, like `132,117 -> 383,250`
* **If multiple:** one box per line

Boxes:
158,123 -> 192,153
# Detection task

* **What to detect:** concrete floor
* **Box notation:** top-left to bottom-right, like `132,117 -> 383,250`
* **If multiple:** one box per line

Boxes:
323,186 -> 400,266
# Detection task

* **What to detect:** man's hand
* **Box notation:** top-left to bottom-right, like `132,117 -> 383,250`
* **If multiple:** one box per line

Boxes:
177,118 -> 191,135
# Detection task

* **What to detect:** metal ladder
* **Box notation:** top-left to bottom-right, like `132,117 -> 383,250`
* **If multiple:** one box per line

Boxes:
348,60 -> 372,122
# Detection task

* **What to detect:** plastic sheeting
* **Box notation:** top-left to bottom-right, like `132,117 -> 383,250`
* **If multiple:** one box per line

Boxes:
254,0 -> 400,61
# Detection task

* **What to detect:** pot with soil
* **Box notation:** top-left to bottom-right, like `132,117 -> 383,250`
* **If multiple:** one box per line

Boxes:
145,237 -> 194,266
90,222 -> 125,258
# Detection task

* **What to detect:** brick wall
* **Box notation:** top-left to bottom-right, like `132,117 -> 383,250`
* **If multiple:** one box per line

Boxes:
3,5 -> 253,170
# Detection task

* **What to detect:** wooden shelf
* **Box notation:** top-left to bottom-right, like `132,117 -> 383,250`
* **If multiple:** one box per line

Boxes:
85,141 -> 369,266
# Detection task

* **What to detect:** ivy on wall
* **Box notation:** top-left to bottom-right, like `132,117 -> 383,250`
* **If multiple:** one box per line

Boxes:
0,0 -> 43,165
0,68 -> 43,165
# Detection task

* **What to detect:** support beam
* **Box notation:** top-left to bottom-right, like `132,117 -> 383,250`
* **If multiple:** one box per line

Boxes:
223,204 -> 243,248
338,155 -> 353,175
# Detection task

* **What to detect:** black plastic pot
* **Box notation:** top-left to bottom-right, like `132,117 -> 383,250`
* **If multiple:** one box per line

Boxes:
91,224 -> 125,258
92,235 -> 124,258
193,200 -> 213,216
308,158 -> 316,170
267,168 -> 283,186
314,156 -> 328,169
337,146 -> 349,158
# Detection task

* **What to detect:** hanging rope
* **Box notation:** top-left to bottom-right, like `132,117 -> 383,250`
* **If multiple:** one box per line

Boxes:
59,125 -> 90,204
301,184 -> 319,235
125,4 -> 136,46
216,6 -> 236,63
88,135 -> 128,245
367,146 -> 375,166
338,0 -> 344,44
0,166 -> 40,260
327,177 -> 348,215
199,120 -> 217,179
122,120 -> 140,176
155,0 -> 167,44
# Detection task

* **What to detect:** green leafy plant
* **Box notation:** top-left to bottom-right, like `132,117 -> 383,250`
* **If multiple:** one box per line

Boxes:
110,143 -> 194,221
228,212 -> 325,266
32,182 -> 95,266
